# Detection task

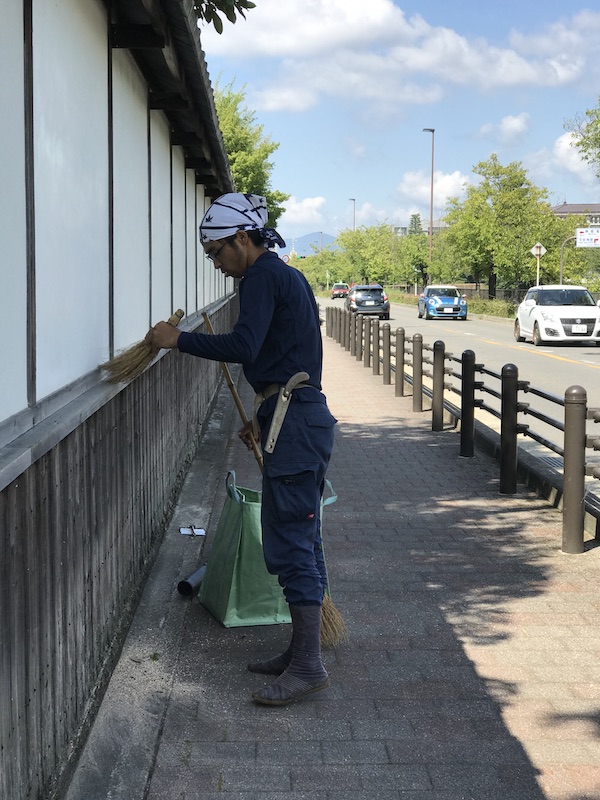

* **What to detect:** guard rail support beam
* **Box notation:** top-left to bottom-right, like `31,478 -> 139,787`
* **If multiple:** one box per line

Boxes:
412,333 -> 423,412
363,318 -> 372,368
395,328 -> 405,397
432,340 -> 445,431
500,364 -> 518,495
382,324 -> 391,385
372,320 -> 380,376
563,385 -> 586,554
460,350 -> 476,457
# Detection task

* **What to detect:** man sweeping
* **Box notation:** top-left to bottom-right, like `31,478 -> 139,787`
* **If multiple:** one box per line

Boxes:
145,192 -> 337,706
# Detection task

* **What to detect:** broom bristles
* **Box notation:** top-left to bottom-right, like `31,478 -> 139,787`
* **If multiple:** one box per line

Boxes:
100,309 -> 184,383
320,593 -> 348,648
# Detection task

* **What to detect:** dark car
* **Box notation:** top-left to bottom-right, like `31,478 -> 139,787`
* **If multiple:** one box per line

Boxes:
345,284 -> 390,320
330,282 -> 349,299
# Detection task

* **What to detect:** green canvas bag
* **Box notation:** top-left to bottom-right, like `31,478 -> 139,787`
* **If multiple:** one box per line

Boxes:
199,472 -> 338,629
199,471 -> 291,627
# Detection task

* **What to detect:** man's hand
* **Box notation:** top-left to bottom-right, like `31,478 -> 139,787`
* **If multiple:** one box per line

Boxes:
238,421 -> 258,451
144,321 -> 181,350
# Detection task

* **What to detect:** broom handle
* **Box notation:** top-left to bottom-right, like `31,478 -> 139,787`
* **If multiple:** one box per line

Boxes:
168,309 -> 185,326
202,312 -> 264,474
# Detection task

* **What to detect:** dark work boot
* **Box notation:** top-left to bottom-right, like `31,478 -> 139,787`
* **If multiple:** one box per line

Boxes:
247,636 -> 293,675
252,604 -> 329,706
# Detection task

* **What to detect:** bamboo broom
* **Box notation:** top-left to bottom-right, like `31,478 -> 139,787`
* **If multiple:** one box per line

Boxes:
202,312 -> 347,648
100,309 -> 184,383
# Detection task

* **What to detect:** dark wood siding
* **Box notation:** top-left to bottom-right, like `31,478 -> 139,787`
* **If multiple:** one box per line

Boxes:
0,300 -> 235,800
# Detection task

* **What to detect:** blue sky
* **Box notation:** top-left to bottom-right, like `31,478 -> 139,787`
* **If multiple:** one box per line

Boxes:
199,1 -> 600,250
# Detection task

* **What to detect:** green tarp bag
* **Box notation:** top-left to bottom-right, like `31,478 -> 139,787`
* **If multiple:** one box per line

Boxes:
199,471 -> 291,627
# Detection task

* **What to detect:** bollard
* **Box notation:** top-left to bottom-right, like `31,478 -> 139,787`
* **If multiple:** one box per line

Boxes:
395,328 -> 405,397
363,317 -> 372,368
382,324 -> 391,385
562,385 -> 586,554
432,340 -> 445,431
350,313 -> 357,357
372,319 -> 380,376
356,315 -> 364,361
499,364 -> 518,495
326,306 -> 331,338
334,307 -> 341,343
344,311 -> 351,351
412,333 -> 423,412
341,310 -> 347,348
460,350 -> 476,457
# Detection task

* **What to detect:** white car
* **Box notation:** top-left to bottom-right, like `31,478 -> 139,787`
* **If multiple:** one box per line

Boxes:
514,284 -> 600,346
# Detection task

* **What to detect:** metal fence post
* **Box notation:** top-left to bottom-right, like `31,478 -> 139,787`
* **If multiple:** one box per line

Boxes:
344,311 -> 351,351
395,328 -> 405,397
363,317 -> 372,368
326,306 -> 331,338
460,349 -> 476,457
350,312 -> 357,356
412,333 -> 423,412
500,363 -> 518,495
382,324 -> 391,385
371,320 -> 380,376
563,385 -> 586,554
356,315 -> 364,361
432,340 -> 445,431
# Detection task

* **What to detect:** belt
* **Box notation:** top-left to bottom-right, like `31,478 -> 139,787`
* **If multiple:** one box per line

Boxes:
253,372 -> 311,454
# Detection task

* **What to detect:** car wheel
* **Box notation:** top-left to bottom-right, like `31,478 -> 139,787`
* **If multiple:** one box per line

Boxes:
425,309 -> 432,320
417,308 -> 423,318
514,320 -> 525,342
532,322 -> 544,346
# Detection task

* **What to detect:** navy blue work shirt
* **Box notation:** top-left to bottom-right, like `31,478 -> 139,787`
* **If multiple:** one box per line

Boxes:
177,250 -> 323,394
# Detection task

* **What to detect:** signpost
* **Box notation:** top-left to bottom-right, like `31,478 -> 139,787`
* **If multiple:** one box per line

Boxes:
530,242 -> 546,285
576,228 -> 600,248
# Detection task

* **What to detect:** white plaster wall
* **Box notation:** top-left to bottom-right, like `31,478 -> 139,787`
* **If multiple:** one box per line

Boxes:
33,0 -> 109,401
195,183 -> 207,309
112,50 -> 150,349
0,0 -> 28,421
171,148 -> 186,314
149,112 -> 172,324
185,169 -> 197,314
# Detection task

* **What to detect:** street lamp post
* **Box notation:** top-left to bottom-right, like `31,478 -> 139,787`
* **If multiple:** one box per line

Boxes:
560,235 -> 576,284
422,128 -> 435,267
349,198 -> 356,231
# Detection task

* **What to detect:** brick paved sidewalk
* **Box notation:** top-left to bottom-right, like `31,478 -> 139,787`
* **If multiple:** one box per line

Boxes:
66,331 -> 600,800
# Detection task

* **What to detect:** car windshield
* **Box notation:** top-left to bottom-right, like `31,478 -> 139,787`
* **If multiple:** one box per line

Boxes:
429,288 -> 460,298
537,289 -> 595,306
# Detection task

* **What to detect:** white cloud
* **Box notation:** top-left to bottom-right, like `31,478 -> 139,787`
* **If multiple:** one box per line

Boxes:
552,132 -> 597,184
479,113 -> 530,144
201,2 -> 600,114
397,169 -> 469,207
279,195 -> 326,226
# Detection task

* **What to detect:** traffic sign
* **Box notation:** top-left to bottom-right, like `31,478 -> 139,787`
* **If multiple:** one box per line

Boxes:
576,228 -> 600,248
530,242 -> 547,257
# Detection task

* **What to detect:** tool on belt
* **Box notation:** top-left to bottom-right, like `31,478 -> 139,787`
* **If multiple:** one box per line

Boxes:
253,372 -> 311,454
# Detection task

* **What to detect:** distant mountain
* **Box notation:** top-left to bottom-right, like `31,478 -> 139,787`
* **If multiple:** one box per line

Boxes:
278,231 -> 337,258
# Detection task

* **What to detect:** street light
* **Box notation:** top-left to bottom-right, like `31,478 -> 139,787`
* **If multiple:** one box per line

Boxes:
560,235 -> 576,283
349,198 -> 356,231
422,128 -> 435,266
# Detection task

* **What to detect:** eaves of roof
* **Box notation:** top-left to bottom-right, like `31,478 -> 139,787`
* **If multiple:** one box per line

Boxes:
109,0 -> 234,198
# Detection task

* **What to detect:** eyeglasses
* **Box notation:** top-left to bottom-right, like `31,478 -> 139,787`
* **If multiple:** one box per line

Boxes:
205,234 -> 237,263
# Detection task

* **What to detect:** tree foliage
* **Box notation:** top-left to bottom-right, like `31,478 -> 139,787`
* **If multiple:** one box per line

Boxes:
213,80 -> 289,227
566,98 -> 600,180
194,0 -> 256,34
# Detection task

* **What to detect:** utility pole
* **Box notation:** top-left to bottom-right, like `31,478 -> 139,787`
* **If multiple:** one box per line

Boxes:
422,128 -> 435,267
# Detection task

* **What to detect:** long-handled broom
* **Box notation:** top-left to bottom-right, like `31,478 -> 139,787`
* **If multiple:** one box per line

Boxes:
202,312 -> 347,648
100,309 -> 185,383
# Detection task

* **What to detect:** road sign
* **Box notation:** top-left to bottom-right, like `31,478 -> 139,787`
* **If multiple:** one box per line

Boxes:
530,242 -> 547,257
576,228 -> 600,248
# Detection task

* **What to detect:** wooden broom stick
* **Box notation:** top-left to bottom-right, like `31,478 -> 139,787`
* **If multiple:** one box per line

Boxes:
201,312 -> 264,473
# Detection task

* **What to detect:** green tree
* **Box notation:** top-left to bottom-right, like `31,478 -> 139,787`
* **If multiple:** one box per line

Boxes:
194,1 -> 256,34
336,224 -> 398,285
408,213 -> 424,235
213,80 -> 289,227
566,99 -> 600,179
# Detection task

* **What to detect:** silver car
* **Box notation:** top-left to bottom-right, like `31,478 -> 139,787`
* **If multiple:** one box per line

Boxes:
514,285 -> 600,346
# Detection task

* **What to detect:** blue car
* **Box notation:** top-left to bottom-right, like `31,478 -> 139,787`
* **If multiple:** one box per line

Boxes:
418,285 -> 468,320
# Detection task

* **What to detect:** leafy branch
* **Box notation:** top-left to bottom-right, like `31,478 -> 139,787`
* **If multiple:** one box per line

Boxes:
194,1 -> 256,34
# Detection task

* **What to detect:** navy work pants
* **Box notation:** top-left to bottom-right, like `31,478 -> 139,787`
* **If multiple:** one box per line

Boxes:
258,394 -> 336,606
